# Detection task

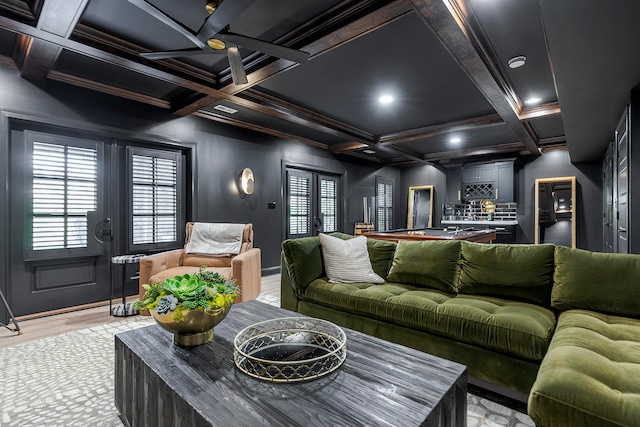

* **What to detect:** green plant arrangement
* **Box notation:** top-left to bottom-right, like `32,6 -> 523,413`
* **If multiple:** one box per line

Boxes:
134,267 -> 239,322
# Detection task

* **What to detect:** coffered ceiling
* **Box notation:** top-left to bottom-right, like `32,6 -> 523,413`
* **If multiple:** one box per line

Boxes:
1,0 -> 639,165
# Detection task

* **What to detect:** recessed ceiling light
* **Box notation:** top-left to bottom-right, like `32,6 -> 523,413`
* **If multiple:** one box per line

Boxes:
379,95 -> 393,104
507,55 -> 526,69
524,97 -> 542,105
450,137 -> 461,144
363,149 -> 376,154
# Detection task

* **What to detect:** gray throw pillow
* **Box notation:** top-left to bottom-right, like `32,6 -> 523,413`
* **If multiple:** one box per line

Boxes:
318,233 -> 384,284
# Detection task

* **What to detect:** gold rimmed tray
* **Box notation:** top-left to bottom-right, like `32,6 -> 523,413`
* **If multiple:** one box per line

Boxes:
234,317 -> 347,382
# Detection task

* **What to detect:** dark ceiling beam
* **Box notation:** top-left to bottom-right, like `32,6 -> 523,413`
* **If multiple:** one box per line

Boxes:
239,88 -> 376,143
73,24 -> 218,86
48,70 -> 171,109
12,0 -> 88,81
378,113 -> 504,146
193,110 -> 328,149
410,0 -> 540,155
0,14 -> 227,95
423,142 -> 526,162
330,141 -> 369,154
518,101 -> 561,120
175,0 -> 413,115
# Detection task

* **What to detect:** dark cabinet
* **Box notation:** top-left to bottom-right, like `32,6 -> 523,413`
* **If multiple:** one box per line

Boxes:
461,164 -> 494,183
457,160 -> 514,202
446,168 -> 462,203
495,161 -> 514,202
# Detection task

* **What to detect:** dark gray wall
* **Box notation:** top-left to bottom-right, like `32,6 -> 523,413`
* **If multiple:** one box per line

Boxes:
399,165 -> 447,227
0,66 -> 399,277
517,150 -> 602,251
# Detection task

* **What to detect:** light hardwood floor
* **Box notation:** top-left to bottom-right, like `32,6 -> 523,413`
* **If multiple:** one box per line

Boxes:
0,274 -> 281,349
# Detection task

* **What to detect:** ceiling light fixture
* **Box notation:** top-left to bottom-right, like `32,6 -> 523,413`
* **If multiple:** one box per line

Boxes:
525,97 -> 542,105
379,95 -> 393,104
450,137 -> 461,144
363,149 -> 376,154
507,55 -> 526,69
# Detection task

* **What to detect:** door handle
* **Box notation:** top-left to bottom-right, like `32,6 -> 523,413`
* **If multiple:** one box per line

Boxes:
313,216 -> 322,229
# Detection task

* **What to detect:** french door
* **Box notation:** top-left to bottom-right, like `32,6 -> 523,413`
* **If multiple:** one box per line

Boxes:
286,168 -> 341,239
8,130 -> 112,316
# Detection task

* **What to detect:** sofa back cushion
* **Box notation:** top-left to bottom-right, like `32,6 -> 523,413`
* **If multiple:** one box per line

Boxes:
386,240 -> 460,293
553,246 -> 640,318
456,241 -> 555,306
282,236 -> 324,292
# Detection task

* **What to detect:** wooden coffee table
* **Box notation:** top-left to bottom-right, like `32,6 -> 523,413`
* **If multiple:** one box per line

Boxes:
115,300 -> 467,426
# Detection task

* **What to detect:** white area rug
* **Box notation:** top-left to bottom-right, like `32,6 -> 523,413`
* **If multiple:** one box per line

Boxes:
0,294 -> 534,426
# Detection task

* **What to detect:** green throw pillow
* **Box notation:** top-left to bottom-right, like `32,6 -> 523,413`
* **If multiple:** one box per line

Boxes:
281,236 -> 324,291
455,241 -> 555,306
552,246 -> 640,318
386,240 -> 460,293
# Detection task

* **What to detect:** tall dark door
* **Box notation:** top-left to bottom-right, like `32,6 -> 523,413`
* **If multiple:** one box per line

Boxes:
8,130 -> 112,316
616,111 -> 629,253
603,143 -> 615,252
285,168 -> 341,239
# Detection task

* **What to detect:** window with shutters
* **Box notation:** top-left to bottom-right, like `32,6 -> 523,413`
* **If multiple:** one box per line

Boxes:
288,172 -> 312,237
376,177 -> 394,231
129,147 -> 182,250
319,176 -> 339,233
30,141 -> 98,253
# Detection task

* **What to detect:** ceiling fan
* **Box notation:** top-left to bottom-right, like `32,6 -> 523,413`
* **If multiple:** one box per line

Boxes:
127,0 -> 310,85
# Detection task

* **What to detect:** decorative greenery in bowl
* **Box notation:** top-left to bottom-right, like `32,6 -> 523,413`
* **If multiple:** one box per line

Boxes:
134,267 -> 239,322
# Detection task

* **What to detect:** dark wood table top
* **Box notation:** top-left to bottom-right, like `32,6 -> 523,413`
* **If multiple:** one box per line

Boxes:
115,300 -> 467,427
364,228 -> 496,243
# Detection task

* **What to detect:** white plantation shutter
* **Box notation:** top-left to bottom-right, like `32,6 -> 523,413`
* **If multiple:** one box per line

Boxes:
32,142 -> 97,250
320,177 -> 338,233
377,178 -> 393,231
131,153 -> 178,245
288,173 -> 312,236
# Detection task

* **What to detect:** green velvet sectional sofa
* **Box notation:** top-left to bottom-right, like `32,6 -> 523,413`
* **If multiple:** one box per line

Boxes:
280,234 -> 640,427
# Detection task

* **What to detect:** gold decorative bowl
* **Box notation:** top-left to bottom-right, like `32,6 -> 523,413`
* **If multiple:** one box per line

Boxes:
151,305 -> 231,347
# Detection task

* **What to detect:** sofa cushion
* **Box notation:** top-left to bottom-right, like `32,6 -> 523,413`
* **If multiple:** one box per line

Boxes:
319,233 -> 384,283
553,246 -> 640,318
303,278 -> 555,361
528,310 -> 640,427
281,236 -> 324,292
329,232 -> 397,279
456,242 -> 555,306
386,240 -> 460,293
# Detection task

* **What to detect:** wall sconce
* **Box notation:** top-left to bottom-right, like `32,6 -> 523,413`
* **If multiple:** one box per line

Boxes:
239,168 -> 255,195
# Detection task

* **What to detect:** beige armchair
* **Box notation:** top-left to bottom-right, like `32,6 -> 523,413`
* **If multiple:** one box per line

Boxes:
138,223 -> 261,315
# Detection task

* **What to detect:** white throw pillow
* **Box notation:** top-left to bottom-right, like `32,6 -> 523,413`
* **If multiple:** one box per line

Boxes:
318,233 -> 384,284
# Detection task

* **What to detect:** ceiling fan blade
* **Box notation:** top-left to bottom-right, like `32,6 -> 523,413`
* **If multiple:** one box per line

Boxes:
141,49 -> 223,60
126,0 -> 205,49
218,33 -> 310,64
228,47 -> 248,85
197,0 -> 257,42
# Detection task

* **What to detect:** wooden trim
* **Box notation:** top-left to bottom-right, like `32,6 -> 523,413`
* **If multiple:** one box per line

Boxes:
48,70 -> 171,109
330,141 -> 369,154
240,88 -> 375,142
378,113 -> 504,146
519,101 -> 561,120
193,110 -> 328,149
423,142 -> 526,162
410,0 -> 539,155
72,24 -> 218,86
